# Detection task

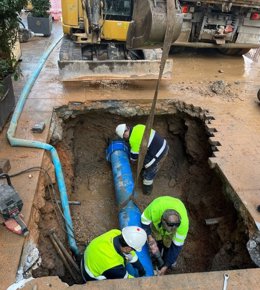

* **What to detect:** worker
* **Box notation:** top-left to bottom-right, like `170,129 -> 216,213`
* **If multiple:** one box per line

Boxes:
140,196 -> 189,275
81,226 -> 147,281
115,123 -> 169,195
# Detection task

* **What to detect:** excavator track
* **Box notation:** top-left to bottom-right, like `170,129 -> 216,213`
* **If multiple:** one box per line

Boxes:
58,37 -> 173,81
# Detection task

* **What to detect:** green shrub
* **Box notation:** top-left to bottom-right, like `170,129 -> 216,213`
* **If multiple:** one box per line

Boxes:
31,0 -> 51,18
0,59 -> 13,80
0,0 -> 27,80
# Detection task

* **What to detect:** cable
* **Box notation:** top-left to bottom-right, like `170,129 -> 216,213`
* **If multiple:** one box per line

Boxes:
0,167 -> 86,246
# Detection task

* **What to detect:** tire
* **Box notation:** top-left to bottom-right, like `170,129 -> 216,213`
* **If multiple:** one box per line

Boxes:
218,48 -> 251,56
257,89 -> 260,102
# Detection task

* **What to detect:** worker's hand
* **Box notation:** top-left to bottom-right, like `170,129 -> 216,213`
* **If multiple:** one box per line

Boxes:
158,265 -> 168,276
148,235 -> 156,244
148,235 -> 159,255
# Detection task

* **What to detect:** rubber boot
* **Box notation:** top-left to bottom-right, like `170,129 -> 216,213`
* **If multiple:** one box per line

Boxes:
142,183 -> 153,195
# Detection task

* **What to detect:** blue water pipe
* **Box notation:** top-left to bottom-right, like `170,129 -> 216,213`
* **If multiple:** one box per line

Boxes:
106,140 -> 154,277
7,36 -> 79,256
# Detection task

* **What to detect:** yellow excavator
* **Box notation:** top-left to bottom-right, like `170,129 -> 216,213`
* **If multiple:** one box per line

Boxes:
59,0 -> 183,81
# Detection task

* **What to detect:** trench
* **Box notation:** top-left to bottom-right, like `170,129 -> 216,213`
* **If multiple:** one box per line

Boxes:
31,100 -> 255,285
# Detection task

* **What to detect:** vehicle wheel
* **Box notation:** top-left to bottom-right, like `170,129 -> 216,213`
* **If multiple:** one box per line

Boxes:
218,48 -> 251,56
257,89 -> 260,101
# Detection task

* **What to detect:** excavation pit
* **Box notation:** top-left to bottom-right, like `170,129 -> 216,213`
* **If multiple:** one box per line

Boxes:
31,100 -> 256,285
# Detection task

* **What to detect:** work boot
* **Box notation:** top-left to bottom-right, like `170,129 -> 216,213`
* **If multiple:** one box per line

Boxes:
142,184 -> 153,195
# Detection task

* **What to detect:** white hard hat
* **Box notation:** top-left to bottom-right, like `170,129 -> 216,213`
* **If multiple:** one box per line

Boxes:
116,124 -> 127,139
122,226 -> 147,252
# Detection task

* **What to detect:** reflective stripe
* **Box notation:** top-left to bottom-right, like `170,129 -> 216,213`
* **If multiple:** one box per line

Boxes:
148,130 -> 155,146
144,140 -> 166,168
173,239 -> 184,246
156,140 -> 166,158
84,263 -> 106,280
124,271 -> 129,279
173,232 -> 186,246
141,213 -> 152,225
175,232 -> 186,240
143,179 -> 153,185
144,158 -> 156,168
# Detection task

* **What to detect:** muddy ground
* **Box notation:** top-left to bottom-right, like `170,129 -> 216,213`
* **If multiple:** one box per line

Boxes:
32,102 -> 255,284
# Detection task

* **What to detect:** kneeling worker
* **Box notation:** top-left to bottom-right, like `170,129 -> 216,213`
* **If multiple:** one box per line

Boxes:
141,196 -> 189,275
81,226 -> 147,281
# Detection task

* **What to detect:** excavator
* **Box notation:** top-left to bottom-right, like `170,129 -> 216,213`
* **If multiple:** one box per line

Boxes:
59,0 -> 183,81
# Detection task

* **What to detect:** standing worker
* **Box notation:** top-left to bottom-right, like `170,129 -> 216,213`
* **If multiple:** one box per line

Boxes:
81,226 -> 147,281
115,123 -> 169,195
140,196 -> 189,275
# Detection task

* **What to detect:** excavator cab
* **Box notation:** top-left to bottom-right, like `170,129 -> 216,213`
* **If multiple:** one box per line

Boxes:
104,0 -> 132,19
59,0 -> 183,81
84,0 -> 133,43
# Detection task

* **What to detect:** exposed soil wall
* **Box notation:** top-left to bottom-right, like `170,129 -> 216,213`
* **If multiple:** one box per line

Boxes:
32,101 -> 255,283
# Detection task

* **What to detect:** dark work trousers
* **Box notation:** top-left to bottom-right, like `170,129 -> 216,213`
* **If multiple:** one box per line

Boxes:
143,144 -> 169,184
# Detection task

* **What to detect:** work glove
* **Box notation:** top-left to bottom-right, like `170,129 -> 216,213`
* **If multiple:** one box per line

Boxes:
153,251 -> 165,270
148,236 -> 164,269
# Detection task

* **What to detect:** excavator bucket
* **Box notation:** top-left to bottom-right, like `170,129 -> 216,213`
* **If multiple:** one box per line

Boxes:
126,0 -> 183,49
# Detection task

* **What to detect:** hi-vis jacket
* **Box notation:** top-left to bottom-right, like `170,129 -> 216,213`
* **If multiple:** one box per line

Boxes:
129,124 -> 167,168
141,196 -> 189,246
84,229 -> 137,280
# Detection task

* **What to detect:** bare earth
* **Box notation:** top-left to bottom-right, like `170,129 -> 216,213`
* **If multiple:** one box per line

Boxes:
1,24 -> 260,289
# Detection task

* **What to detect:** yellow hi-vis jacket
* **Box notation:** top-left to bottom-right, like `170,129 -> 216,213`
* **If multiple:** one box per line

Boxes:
141,196 -> 189,247
129,124 -> 167,168
84,229 -> 135,279
129,125 -> 155,155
